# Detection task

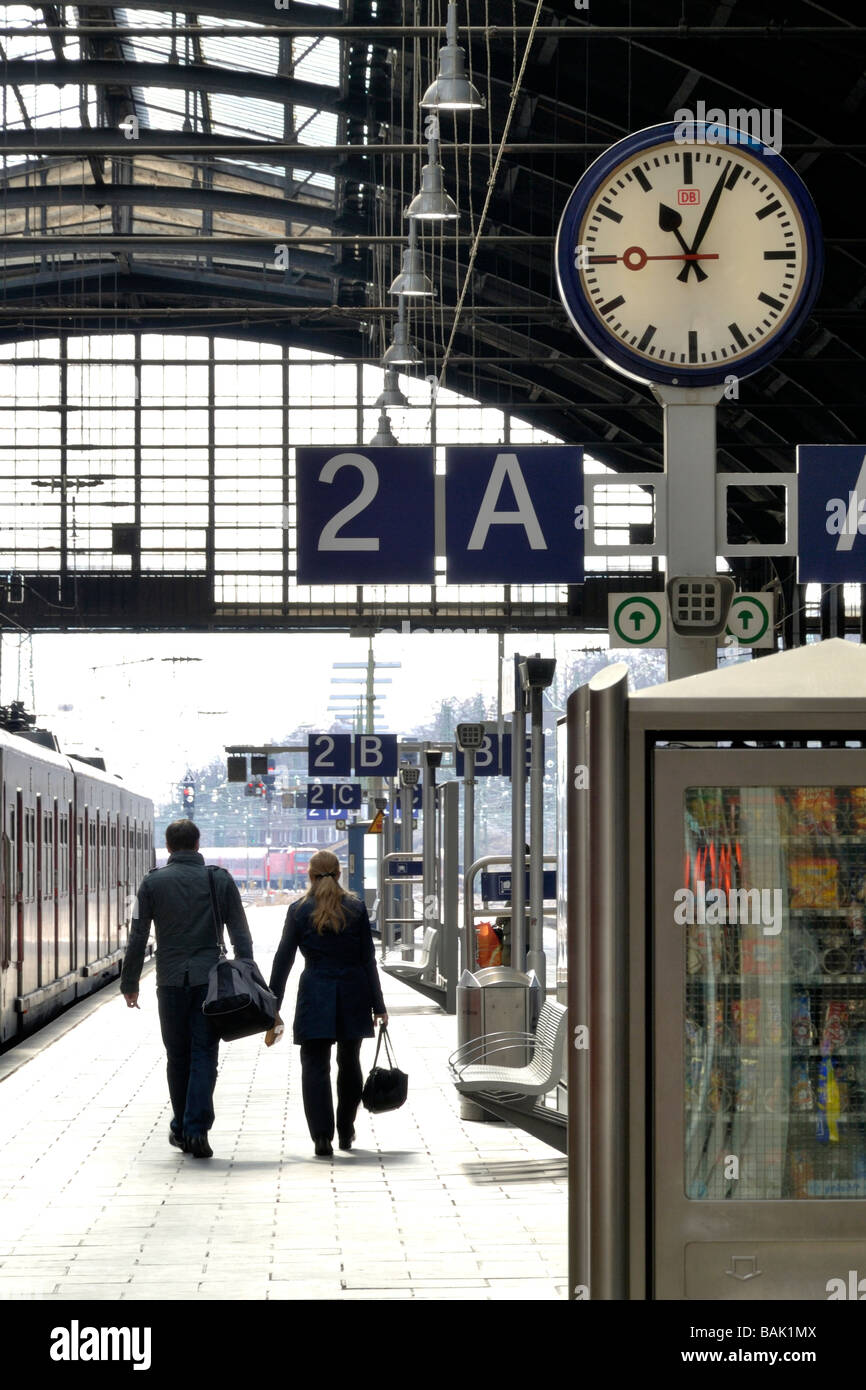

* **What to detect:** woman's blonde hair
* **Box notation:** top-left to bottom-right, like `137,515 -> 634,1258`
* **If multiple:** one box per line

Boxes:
306,849 -> 353,933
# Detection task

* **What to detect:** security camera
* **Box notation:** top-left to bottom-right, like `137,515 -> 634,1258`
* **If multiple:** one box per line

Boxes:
517,656 -> 556,692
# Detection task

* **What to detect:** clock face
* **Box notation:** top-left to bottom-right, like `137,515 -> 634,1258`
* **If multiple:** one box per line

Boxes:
555,124 -> 823,386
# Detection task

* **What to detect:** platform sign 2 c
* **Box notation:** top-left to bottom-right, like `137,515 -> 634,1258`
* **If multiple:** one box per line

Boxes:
296,447 -> 435,584
444,446 -> 584,582
798,445 -> 866,582
608,593 -> 667,647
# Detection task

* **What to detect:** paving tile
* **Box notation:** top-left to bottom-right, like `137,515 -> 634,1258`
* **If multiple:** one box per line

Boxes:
0,919 -> 566,1302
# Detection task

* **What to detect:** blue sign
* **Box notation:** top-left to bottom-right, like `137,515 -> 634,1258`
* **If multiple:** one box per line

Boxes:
333,783 -> 362,810
456,733 -> 505,777
444,446 -> 584,582
389,859 -> 424,878
798,446 -> 866,582
353,733 -> 398,776
392,785 -> 422,815
308,733 -> 351,777
480,870 -> 557,901
307,783 -> 333,810
296,447 -> 435,583
456,733 -> 533,778
307,804 -> 345,821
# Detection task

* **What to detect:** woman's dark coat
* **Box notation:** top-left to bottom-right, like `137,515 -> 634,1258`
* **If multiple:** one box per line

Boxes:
268,895 -> 386,1043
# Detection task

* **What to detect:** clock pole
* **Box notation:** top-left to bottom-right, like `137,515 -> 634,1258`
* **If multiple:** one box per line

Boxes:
652,383 -> 725,679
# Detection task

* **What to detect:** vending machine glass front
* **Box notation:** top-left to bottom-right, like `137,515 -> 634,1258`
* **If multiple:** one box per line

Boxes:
653,748 -> 866,1299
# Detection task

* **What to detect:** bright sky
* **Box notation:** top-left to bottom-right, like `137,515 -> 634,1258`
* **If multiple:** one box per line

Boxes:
17,628 -> 604,805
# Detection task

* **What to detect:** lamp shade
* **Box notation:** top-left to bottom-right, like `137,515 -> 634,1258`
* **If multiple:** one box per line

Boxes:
382,321 -> 423,367
369,408 -> 398,446
376,369 -> 409,408
420,44 -> 485,111
406,157 -> 458,220
389,245 -> 434,296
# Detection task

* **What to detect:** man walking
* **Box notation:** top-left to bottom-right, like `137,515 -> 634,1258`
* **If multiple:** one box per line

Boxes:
121,819 -> 253,1158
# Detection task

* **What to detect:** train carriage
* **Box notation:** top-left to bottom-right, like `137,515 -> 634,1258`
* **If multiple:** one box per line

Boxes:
0,727 -> 153,1046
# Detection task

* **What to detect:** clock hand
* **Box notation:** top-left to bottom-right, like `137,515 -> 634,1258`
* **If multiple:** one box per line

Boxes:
589,246 -> 718,270
658,203 -> 709,282
678,163 -> 731,282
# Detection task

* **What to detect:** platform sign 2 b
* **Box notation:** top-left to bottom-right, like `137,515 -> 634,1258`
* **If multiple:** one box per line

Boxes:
798,445 -> 866,582
296,447 -> 435,584
444,446 -> 584,582
308,733 -> 351,777
353,734 -> 398,777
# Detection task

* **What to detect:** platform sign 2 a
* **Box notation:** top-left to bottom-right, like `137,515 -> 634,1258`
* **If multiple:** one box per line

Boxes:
444,446 -> 584,582
296,447 -> 435,583
798,445 -> 866,582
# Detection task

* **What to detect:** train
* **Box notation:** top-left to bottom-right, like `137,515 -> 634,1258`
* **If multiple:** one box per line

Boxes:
0,723 -> 153,1046
154,843 -> 318,891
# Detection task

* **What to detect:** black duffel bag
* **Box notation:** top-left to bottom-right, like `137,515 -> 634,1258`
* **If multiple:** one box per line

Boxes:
361,1025 -> 408,1114
201,867 -> 278,1042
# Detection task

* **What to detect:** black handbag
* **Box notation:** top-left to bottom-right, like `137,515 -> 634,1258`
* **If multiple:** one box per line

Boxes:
201,867 -> 278,1042
361,1025 -> 408,1113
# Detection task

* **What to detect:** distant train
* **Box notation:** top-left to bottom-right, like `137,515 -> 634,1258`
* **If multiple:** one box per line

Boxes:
0,725 -> 153,1046
155,844 -> 318,890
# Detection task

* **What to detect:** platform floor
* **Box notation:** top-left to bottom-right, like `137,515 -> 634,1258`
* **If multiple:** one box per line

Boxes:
0,906 -> 567,1302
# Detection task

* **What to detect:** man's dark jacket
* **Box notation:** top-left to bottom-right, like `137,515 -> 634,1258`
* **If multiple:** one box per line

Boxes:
120,850 -> 253,993
269,896 -> 385,1043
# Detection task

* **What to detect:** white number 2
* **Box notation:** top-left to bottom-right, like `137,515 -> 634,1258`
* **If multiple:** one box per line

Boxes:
318,453 -> 380,552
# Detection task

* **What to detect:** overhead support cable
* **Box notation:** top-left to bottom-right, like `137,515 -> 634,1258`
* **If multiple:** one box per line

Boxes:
434,0 -> 544,395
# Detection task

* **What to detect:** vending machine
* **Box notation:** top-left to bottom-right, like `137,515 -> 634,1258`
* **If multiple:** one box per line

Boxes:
563,639 -> 866,1300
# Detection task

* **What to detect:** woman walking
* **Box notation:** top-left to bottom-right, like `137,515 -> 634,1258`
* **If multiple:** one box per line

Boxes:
269,850 -> 388,1157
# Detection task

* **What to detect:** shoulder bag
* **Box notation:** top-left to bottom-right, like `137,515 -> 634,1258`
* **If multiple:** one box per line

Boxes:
201,867 -> 278,1042
361,1024 -> 408,1113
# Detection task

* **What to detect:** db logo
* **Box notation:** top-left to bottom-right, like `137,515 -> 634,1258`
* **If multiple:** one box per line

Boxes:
677,188 -> 701,205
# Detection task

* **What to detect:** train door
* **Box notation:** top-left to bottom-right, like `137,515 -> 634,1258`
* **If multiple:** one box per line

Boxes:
20,793 -> 37,998
75,808 -> 85,971
110,814 -> 119,951
0,785 -> 17,1044
97,812 -> 107,958
36,792 -> 44,985
57,801 -> 70,977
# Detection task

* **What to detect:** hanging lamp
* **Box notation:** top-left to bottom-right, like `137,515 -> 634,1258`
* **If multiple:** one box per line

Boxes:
389,223 -> 435,296
420,1 -> 485,111
376,369 -> 410,409
406,137 -> 459,220
369,408 -> 399,446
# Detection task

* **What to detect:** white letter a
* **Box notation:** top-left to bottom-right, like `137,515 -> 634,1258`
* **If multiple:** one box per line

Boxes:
467,453 -> 546,550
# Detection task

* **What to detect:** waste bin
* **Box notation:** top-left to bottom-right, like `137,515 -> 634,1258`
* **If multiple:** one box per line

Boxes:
455,966 -> 542,1120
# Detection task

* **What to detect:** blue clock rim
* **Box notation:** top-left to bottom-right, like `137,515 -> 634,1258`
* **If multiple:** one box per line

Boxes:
554,121 -> 824,388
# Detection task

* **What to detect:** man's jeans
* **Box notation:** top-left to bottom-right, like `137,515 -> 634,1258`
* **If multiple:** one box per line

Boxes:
157,982 -> 219,1137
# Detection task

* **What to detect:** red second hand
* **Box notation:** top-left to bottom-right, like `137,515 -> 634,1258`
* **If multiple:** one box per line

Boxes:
588,245 -> 719,271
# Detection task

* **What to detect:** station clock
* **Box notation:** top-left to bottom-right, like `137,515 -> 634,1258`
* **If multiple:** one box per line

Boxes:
555,122 -> 823,387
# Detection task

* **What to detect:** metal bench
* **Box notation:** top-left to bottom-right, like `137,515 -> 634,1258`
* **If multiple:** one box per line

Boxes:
447,999 -> 568,1151
381,925 -> 439,981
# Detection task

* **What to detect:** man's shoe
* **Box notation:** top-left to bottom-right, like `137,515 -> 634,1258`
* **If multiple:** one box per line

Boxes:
187,1133 -> 213,1159
337,1128 -> 355,1151
169,1130 -> 188,1152
314,1135 -> 333,1158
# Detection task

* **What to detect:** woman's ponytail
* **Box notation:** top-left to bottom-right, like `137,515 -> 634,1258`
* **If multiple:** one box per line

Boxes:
306,849 -> 349,933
